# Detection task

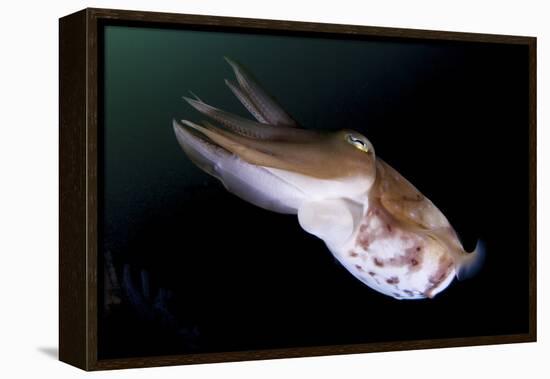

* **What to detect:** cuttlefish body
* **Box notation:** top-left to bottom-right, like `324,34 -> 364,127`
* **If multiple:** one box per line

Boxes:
173,57 -> 484,300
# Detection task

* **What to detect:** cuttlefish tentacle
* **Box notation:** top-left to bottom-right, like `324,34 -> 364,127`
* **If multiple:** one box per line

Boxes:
173,57 -> 485,300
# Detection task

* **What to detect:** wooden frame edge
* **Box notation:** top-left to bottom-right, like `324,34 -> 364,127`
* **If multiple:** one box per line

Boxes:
59,9 -> 88,370
527,37 -> 536,343
92,334 -> 535,371
85,7 -> 536,43
59,7 -> 537,371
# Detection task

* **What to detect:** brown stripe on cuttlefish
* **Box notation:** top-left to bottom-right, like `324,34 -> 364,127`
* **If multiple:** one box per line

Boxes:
370,244 -> 425,272
355,207 -> 389,250
373,257 -> 384,267
363,271 -> 379,284
386,276 -> 399,285
356,224 -> 371,251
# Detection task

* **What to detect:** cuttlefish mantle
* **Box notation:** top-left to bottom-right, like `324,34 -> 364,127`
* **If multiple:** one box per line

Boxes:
173,57 -> 485,300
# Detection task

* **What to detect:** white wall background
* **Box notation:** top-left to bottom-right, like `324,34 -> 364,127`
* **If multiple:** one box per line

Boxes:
0,0 -> 546,377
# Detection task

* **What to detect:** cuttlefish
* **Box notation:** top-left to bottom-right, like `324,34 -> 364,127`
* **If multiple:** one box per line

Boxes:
172,57 -> 484,300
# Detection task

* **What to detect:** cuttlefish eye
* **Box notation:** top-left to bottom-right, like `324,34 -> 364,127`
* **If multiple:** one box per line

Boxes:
346,134 -> 370,153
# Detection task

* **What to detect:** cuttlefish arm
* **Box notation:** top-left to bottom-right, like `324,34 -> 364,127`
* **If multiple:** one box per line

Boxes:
223,57 -> 298,127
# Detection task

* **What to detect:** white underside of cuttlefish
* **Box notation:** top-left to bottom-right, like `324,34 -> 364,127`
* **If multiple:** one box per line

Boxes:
173,57 -> 485,300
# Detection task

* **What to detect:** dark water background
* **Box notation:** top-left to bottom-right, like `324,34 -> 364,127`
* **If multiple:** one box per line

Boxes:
99,25 -> 530,359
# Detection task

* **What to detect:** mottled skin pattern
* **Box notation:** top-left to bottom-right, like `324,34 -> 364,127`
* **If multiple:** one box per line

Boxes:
331,204 -> 456,299
327,160 -> 460,299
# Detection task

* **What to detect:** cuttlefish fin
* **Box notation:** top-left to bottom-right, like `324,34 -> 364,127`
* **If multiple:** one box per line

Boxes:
224,56 -> 299,128
455,240 -> 486,280
298,199 -> 363,247
173,119 -> 305,214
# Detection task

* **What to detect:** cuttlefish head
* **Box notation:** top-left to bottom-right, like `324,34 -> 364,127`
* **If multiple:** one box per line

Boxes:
173,57 -> 375,233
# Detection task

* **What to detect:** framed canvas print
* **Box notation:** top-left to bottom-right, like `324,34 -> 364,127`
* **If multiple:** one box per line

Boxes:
59,8 -> 536,371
